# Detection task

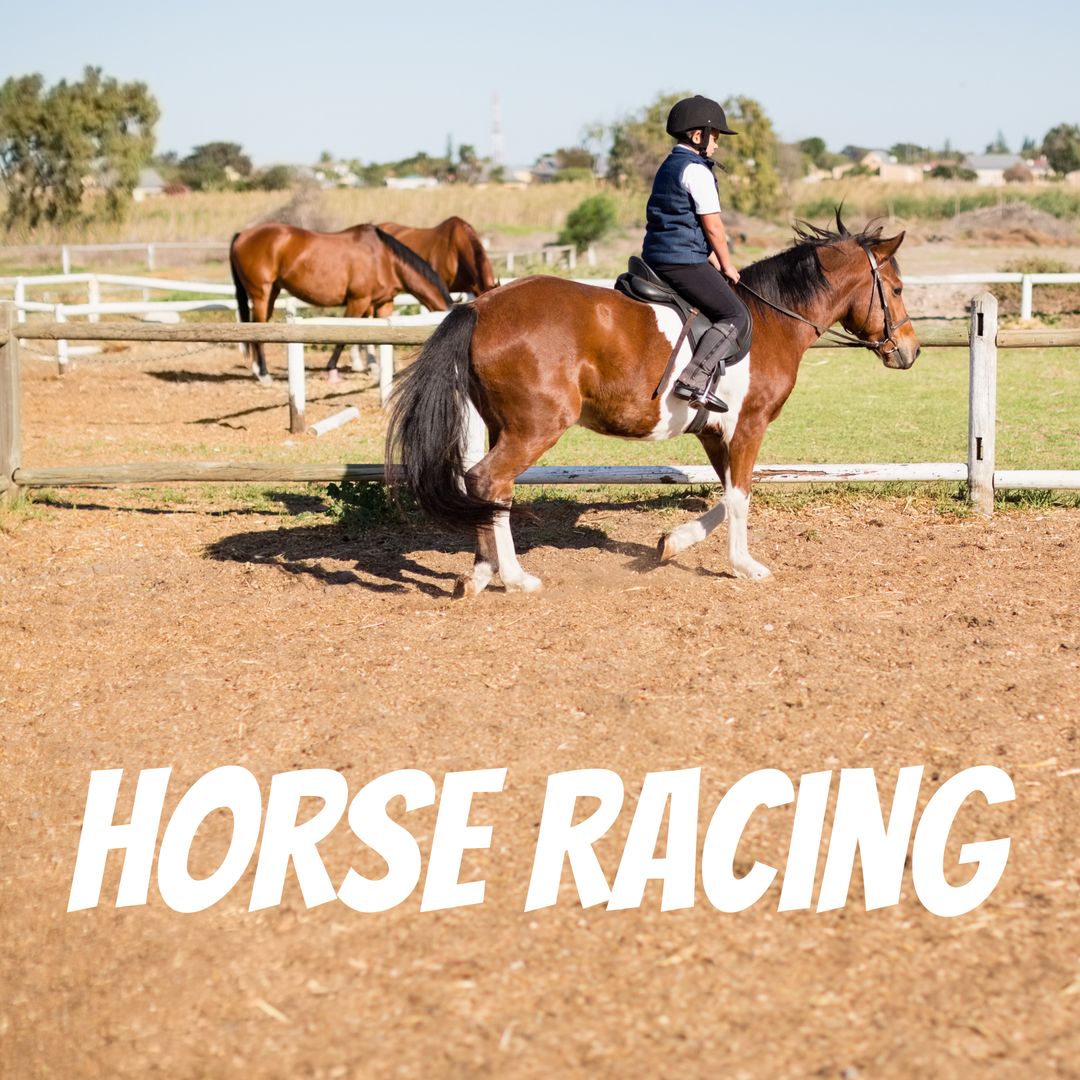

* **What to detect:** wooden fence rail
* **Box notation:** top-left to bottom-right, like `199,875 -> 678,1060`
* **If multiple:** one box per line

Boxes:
2,297 -> 1078,513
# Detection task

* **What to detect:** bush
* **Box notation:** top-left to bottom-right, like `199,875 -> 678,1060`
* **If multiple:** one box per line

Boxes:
325,481 -> 418,536
557,193 -> 617,252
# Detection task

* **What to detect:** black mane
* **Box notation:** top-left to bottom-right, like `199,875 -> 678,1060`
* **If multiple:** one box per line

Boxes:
375,227 -> 454,306
738,219 -> 896,319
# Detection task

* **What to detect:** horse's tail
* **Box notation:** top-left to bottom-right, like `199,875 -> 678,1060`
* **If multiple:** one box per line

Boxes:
375,226 -> 454,311
229,233 -> 250,323
385,304 -> 500,530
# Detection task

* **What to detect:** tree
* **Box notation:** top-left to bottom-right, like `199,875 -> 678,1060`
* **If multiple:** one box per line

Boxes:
178,142 -> 253,191
712,96 -> 781,217
1041,123 -> 1080,175
890,143 -> 929,164
252,164 -> 294,191
797,136 -> 827,165
0,67 -> 158,228
557,193 -> 617,252
606,91 -> 782,217
985,130 -> 1010,154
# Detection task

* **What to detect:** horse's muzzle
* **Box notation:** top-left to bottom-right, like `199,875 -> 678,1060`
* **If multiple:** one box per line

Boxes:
881,342 -> 920,370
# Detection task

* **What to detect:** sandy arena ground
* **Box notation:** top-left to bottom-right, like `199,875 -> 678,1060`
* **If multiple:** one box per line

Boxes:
1,336 -> 1079,1079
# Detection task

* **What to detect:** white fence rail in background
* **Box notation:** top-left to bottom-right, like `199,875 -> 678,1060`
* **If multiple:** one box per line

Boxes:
2,296 -> 1078,514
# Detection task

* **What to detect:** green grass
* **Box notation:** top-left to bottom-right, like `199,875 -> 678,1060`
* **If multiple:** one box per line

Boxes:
536,345 -> 1079,471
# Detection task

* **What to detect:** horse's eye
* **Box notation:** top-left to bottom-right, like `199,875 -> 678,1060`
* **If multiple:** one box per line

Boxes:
892,286 -> 902,297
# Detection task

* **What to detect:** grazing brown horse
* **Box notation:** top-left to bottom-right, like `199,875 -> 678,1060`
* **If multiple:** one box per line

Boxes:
378,216 -> 497,304
229,223 -> 453,384
387,215 -> 920,597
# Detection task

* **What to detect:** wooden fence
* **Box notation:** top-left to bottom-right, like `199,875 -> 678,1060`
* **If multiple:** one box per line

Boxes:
1,295 -> 1078,516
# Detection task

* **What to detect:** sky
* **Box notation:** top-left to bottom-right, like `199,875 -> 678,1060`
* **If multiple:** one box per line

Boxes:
5,0 -> 1080,168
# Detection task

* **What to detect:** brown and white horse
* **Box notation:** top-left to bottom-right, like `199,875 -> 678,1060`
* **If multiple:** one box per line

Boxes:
386,216 -> 920,596
229,223 -> 452,384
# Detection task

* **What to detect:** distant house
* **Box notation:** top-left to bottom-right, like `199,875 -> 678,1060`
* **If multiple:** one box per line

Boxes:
860,149 -> 898,171
963,153 -> 1025,186
384,175 -> 440,190
314,161 -> 362,188
131,167 -> 166,202
530,155 -> 560,182
877,163 -> 924,183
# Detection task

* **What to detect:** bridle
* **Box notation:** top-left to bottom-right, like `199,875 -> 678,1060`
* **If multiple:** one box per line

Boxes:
737,243 -> 911,359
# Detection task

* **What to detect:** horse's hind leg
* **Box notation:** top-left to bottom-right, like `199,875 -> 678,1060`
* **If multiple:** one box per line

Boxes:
658,433 -> 730,563
457,419 -> 564,597
248,286 -> 278,386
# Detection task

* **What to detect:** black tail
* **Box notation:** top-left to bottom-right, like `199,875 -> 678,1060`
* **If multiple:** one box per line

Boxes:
229,233 -> 250,323
385,305 -> 501,530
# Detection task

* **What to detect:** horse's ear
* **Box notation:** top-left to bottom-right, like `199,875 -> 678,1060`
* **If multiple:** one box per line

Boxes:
835,205 -> 850,236
872,231 -> 906,262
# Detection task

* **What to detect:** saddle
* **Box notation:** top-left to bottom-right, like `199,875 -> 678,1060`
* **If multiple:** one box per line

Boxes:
614,256 -> 752,366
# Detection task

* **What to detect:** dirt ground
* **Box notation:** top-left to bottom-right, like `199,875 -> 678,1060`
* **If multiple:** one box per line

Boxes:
2,325 -> 1079,1079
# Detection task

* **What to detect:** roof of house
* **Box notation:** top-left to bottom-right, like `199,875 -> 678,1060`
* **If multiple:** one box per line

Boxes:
963,153 -> 1024,171
135,167 -> 166,189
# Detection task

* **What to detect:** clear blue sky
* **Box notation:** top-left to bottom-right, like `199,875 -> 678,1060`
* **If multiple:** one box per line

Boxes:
6,0 -> 1079,167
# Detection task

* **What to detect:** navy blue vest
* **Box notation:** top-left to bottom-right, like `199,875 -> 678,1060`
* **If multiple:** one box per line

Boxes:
642,148 -> 717,266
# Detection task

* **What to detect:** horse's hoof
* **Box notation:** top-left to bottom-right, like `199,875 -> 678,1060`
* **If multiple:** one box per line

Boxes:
733,560 -> 772,581
256,373 -> 274,388
503,573 -> 542,594
326,369 -> 341,385
657,533 -> 677,563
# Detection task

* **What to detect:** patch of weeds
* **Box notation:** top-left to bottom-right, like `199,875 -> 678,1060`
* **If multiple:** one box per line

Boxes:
997,488 -> 1080,511
0,489 -> 44,530
325,480 -> 419,537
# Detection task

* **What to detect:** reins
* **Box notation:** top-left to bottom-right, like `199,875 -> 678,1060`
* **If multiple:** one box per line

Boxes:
737,243 -> 909,357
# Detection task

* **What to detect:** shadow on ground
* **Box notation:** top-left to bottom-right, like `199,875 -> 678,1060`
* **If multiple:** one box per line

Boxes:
202,494 -> 710,596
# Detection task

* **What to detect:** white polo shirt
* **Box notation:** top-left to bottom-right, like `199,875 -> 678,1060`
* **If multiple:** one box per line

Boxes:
673,145 -> 722,216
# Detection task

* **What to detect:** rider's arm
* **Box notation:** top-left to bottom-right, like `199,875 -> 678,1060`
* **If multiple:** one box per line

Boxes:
701,213 -> 739,284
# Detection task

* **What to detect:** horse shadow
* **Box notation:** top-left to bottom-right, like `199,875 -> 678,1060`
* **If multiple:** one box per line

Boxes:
203,490 -> 725,597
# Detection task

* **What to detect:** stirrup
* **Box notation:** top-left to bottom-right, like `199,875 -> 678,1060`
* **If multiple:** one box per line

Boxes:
673,382 -> 729,413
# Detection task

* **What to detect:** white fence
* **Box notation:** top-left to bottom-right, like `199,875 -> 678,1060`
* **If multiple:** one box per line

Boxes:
3,295 -> 1078,514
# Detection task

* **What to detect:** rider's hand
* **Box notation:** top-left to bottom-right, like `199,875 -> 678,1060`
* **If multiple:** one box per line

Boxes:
724,265 -> 740,285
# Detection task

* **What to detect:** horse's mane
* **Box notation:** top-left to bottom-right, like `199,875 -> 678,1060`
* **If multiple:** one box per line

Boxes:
738,217 -> 897,319
375,227 -> 454,306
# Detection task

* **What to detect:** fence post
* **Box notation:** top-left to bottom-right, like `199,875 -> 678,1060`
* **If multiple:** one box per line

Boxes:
567,247 -> 577,270
586,244 -> 597,268
1020,275 -> 1033,320
147,243 -> 156,272
55,304 -> 69,374
379,345 -> 394,406
967,292 -> 998,516
61,245 -> 71,274
506,252 -> 514,273
88,276 -> 101,324
0,305 -> 22,503
285,311 -> 305,434
14,278 -> 26,324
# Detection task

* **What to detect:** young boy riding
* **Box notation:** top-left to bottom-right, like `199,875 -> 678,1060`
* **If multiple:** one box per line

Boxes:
642,95 -> 751,413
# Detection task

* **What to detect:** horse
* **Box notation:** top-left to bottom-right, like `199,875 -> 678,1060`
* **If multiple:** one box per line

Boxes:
386,213 -> 920,597
229,223 -> 453,385
378,216 -> 497,303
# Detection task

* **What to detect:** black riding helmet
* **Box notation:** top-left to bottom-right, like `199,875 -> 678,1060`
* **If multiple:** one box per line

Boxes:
666,95 -> 737,140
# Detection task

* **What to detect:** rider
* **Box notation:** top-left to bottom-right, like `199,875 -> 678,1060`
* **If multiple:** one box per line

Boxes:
642,95 -> 751,412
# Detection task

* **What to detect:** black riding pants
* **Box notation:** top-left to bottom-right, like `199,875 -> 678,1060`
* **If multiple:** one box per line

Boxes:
652,260 -> 751,337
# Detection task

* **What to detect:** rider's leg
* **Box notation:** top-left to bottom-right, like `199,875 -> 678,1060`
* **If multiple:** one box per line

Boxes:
652,262 -> 751,412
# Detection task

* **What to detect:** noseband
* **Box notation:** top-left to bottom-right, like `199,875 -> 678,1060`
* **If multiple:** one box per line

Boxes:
738,243 -> 910,358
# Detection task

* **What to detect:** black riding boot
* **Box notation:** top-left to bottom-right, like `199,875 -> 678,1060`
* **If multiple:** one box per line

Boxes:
673,321 -> 741,413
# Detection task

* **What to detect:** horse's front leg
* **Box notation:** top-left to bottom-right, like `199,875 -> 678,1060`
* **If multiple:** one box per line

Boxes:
724,422 -> 771,580
659,432 -> 730,562
657,428 -> 770,579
